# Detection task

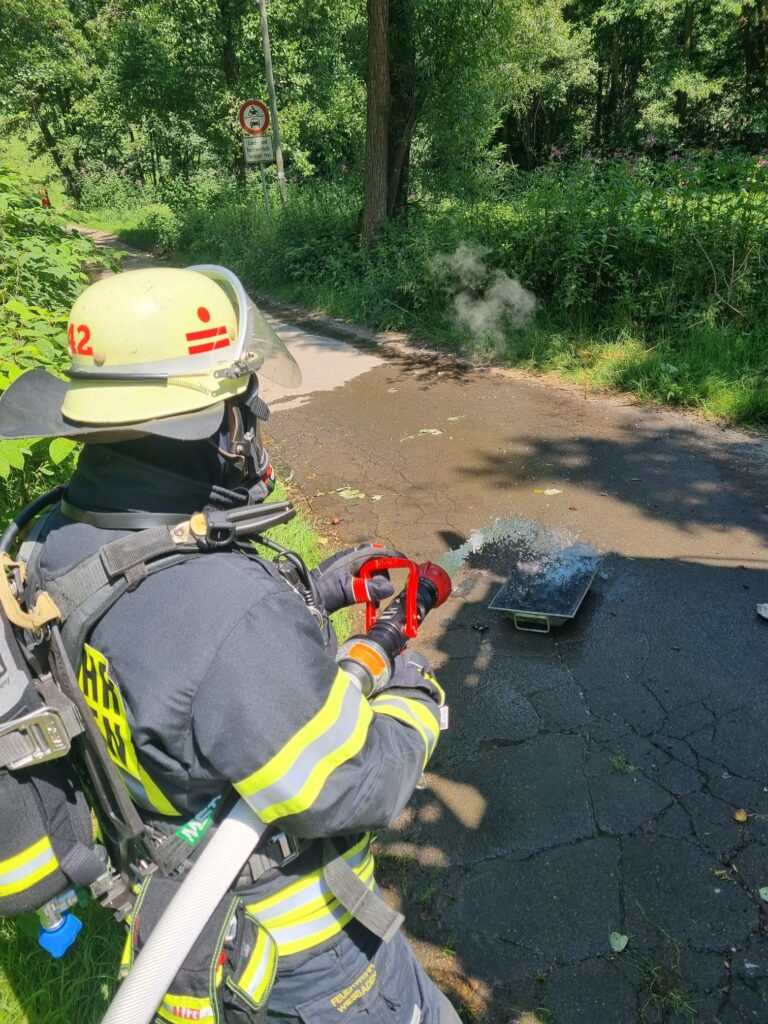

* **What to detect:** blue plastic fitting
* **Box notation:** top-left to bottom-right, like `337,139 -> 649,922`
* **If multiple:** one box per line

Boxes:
38,911 -> 83,958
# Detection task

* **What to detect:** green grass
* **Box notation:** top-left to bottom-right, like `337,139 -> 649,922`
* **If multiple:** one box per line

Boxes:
0,905 -> 122,1024
637,957 -> 697,1020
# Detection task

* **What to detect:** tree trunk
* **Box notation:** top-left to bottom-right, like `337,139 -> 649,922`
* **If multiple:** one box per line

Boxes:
675,3 -> 695,124
387,0 -> 417,218
218,0 -> 239,91
31,102 -> 81,201
217,0 -> 245,178
595,68 -> 604,149
743,1 -> 768,84
361,0 -> 389,243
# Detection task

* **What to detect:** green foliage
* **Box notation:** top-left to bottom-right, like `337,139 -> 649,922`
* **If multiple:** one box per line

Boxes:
112,150 -> 768,425
0,167 -> 115,520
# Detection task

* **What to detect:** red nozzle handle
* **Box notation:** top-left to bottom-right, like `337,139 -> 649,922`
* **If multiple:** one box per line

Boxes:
359,557 -> 419,635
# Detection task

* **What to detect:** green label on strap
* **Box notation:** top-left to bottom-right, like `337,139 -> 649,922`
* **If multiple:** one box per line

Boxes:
175,795 -> 222,847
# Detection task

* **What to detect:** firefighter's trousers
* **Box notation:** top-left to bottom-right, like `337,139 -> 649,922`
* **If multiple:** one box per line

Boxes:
223,921 -> 459,1024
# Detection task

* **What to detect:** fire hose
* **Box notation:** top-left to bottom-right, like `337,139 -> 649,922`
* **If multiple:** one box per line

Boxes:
100,555 -> 452,1024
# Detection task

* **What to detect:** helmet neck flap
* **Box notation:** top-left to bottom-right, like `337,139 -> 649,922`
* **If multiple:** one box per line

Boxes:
64,380 -> 274,529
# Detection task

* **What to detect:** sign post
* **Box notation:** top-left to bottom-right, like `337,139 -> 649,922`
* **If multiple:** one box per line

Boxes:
239,99 -> 274,223
257,0 -> 287,205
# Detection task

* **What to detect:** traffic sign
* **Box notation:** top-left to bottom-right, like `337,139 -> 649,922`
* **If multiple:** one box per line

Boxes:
244,135 -> 274,164
239,99 -> 270,137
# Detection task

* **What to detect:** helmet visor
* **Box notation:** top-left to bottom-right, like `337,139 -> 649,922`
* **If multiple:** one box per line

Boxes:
245,297 -> 303,388
188,265 -> 302,388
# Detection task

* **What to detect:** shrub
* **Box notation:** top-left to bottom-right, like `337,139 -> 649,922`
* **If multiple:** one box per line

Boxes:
0,168 -> 117,519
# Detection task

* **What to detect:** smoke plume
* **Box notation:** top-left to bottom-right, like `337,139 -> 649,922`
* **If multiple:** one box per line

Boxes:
434,243 -> 537,349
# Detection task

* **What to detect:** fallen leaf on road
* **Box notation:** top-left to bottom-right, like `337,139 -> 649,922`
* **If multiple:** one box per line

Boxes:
609,932 -> 629,953
387,388 -> 398,393
568,506 -> 578,511
330,516 -> 341,525
419,428 -> 443,436
314,491 -> 326,497
447,417 -> 460,422
733,808 -> 749,823
544,488 -> 562,496
757,604 -> 768,621
338,488 -> 365,500
759,887 -> 768,902
371,495 -> 383,501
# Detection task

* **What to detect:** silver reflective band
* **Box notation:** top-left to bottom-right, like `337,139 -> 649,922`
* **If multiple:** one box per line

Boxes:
66,352 -> 265,383
0,708 -> 73,770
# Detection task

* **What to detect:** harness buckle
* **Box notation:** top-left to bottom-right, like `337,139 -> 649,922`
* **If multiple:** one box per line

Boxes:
0,708 -> 72,770
272,831 -> 303,866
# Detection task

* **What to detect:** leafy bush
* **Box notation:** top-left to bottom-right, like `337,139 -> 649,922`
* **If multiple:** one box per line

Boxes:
0,167 -> 117,520
91,152 -> 768,424
119,203 -> 180,255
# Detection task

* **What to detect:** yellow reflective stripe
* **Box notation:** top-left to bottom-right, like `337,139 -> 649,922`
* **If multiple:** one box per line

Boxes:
236,670 -> 350,797
245,835 -> 375,957
261,855 -> 375,930
0,836 -> 50,875
119,931 -> 132,971
266,867 -> 377,957
246,833 -> 370,916
236,926 -> 277,1004
372,696 -> 440,766
158,993 -> 215,1023
424,672 -> 446,705
276,907 -> 354,957
236,670 -> 373,823
137,762 -> 179,817
0,836 -> 58,897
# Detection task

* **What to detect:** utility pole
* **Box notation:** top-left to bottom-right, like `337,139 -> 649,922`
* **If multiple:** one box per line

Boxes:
258,0 -> 287,205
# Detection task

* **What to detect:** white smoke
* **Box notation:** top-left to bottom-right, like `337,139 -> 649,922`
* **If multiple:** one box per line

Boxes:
434,243 -> 537,349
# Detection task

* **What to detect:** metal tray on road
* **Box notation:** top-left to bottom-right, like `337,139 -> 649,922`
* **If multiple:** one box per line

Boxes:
489,549 -> 601,633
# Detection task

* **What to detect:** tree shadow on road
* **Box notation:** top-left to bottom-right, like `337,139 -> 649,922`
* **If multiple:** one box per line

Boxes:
457,421 -> 768,536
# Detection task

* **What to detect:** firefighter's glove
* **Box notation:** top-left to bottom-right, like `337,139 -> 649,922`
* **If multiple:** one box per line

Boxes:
312,547 -> 395,615
373,650 -> 445,706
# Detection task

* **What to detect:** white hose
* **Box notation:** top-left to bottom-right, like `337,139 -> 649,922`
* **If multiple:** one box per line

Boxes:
101,798 -> 266,1024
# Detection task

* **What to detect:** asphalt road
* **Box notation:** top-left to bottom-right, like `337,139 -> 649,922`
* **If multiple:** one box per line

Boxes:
91,233 -> 768,1024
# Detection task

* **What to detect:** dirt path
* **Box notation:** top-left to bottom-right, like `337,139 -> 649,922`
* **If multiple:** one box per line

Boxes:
83,229 -> 768,1024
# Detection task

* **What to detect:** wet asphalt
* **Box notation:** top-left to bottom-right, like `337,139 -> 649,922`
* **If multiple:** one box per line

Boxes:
90,232 -> 768,1024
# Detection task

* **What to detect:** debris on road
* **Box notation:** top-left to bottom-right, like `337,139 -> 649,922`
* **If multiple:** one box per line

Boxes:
610,932 -> 629,953
732,808 -> 749,823
757,603 -> 768,621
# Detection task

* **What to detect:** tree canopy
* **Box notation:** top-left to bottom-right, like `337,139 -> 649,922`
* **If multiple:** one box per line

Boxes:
2,1 -> 766,203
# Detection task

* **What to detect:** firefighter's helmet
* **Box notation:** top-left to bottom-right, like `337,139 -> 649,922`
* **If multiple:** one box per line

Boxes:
0,266 -> 301,442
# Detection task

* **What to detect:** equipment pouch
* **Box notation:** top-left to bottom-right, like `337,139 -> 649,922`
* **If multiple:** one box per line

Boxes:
0,762 -> 93,917
126,874 -> 278,1024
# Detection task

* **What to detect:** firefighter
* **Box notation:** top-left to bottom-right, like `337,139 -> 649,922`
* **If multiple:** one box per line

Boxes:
0,266 -> 460,1024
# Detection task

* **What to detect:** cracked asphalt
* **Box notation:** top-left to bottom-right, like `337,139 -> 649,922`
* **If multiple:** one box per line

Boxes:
91,233 -> 768,1024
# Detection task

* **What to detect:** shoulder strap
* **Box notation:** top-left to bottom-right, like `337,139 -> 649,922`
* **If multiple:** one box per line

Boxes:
37,525 -> 201,666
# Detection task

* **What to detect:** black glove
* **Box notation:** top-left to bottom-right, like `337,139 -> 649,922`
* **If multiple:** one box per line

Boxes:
373,650 -> 445,706
312,545 -> 398,615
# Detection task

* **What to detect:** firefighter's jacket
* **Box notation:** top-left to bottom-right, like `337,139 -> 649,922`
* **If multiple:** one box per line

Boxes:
34,491 -> 442,966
